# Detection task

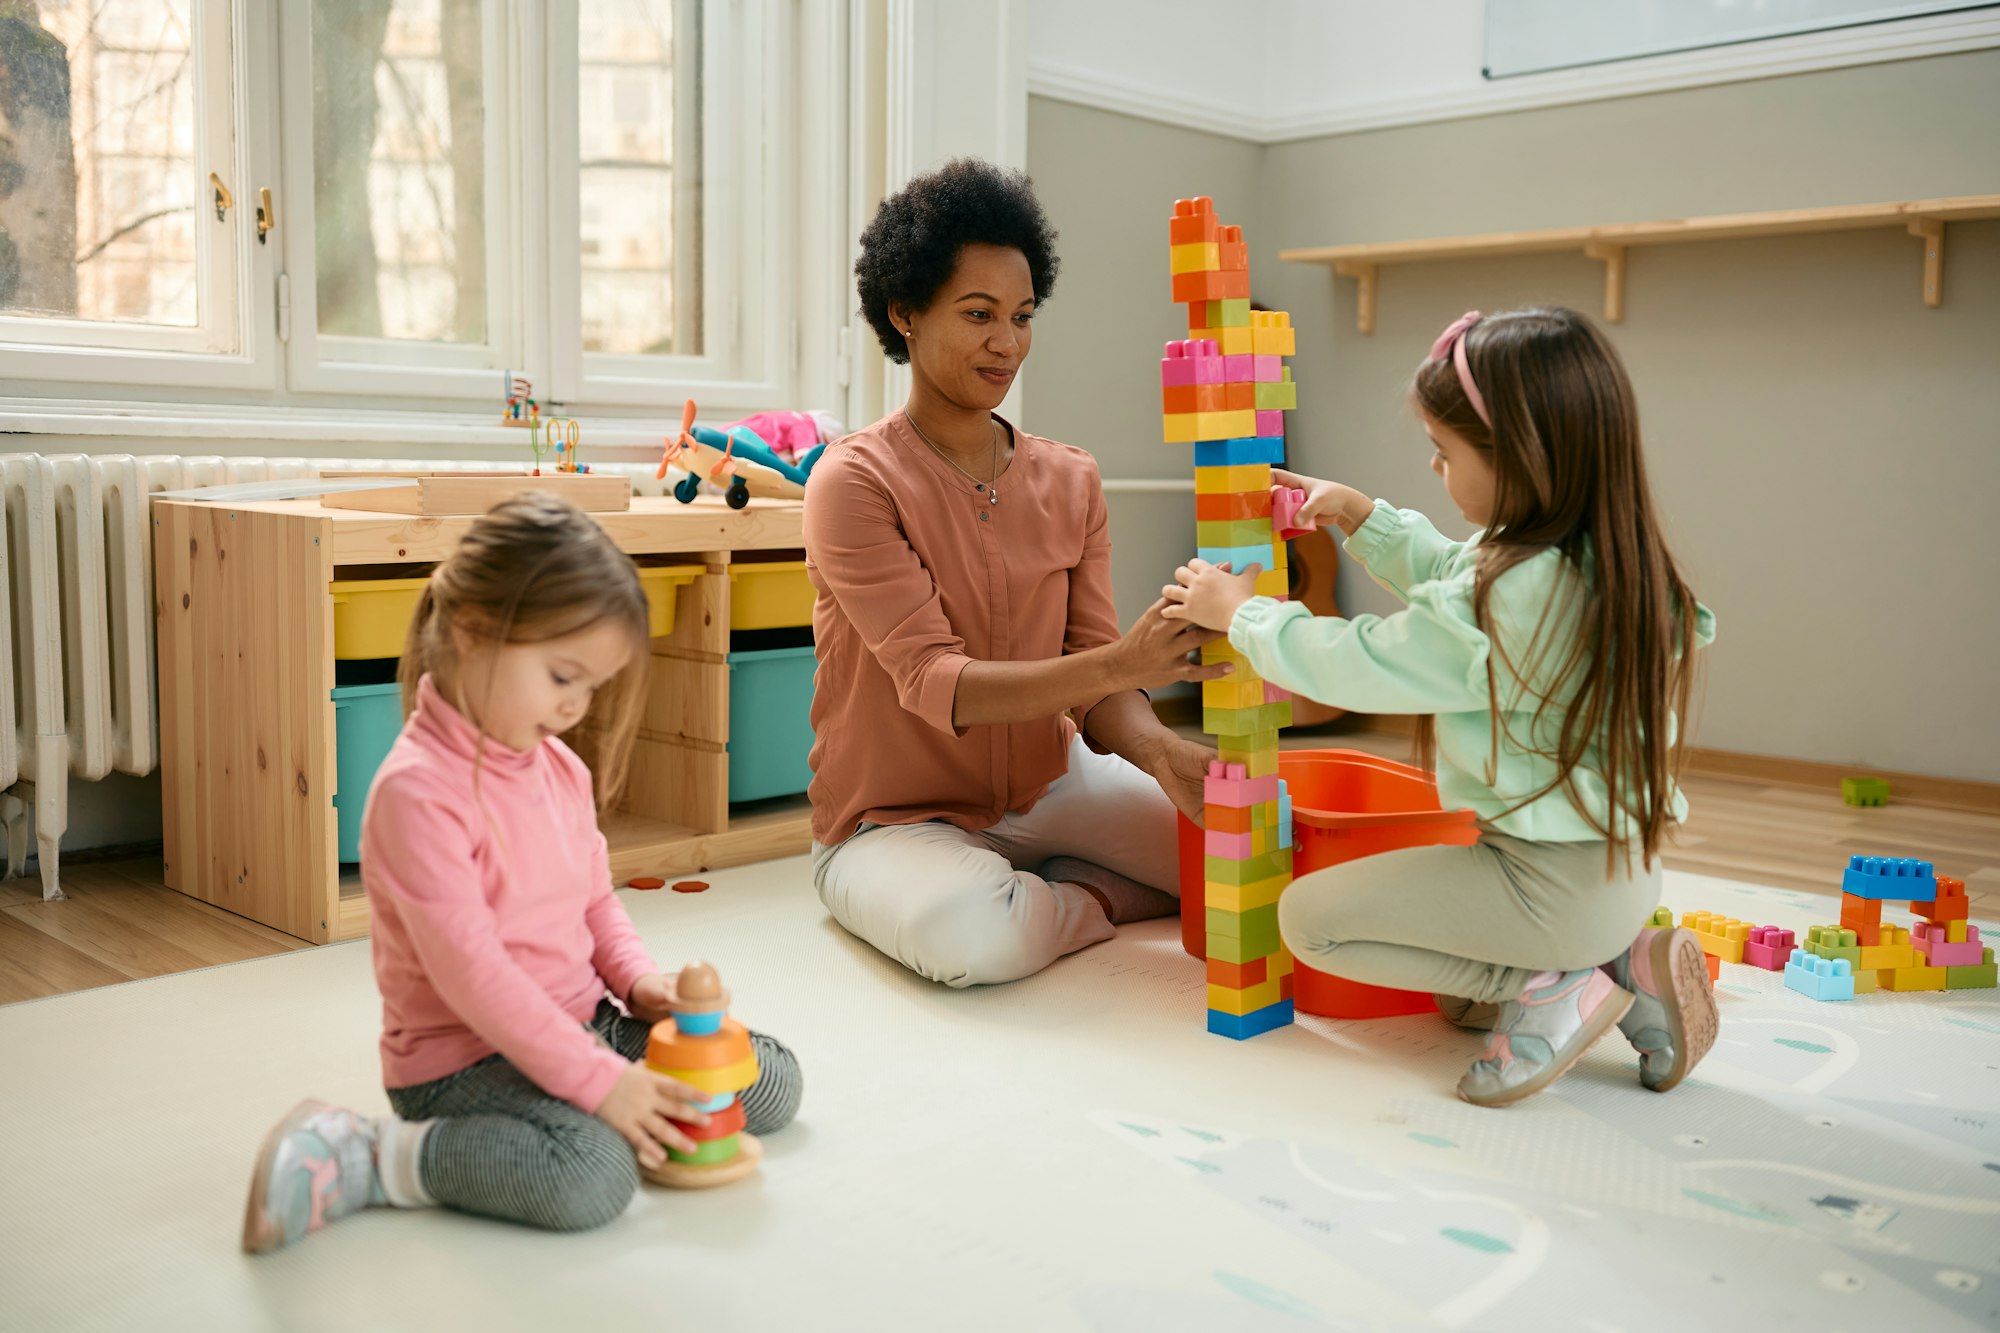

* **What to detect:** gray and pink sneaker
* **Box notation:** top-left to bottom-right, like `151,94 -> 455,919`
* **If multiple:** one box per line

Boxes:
1603,925 -> 1719,1092
1457,968 -> 1634,1107
242,1099 -> 386,1253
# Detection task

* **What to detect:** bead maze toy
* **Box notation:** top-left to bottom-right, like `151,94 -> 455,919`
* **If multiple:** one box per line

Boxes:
639,960 -> 763,1188
1163,195 -> 1299,1040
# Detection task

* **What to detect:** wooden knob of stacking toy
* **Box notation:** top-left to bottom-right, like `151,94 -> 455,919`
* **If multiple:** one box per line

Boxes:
679,960 -> 722,1002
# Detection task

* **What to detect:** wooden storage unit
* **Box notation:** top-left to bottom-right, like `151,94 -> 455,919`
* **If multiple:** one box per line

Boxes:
153,494 -> 812,945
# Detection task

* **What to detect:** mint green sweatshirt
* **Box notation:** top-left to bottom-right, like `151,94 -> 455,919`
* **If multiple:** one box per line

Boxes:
1228,500 -> 1715,843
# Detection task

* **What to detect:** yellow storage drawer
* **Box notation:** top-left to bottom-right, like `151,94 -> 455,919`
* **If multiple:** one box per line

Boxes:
638,564 -> 705,638
728,560 -> 813,631
330,577 -> 428,660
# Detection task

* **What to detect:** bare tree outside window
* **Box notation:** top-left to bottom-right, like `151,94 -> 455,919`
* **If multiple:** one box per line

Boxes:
579,0 -> 701,358
0,0 -> 197,326
312,0 -> 485,344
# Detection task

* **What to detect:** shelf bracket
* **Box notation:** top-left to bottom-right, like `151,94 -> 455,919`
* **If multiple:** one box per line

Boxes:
1332,260 -> 1378,335
1582,242 -> 1626,323
1907,219 -> 1944,307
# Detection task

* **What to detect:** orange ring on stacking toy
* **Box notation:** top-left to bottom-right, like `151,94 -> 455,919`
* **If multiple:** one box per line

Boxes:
645,1016 -> 754,1071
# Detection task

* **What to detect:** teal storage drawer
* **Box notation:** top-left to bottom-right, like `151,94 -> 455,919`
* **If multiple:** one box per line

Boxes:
333,681 -> 403,862
727,645 -> 815,802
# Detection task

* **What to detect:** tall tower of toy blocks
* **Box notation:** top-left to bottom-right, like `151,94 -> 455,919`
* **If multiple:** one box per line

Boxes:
1163,196 -> 1301,1040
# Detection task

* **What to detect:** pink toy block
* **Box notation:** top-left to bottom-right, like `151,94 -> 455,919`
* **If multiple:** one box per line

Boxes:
1160,339 -> 1226,387
1221,353 -> 1255,382
1272,487 -> 1312,540
1262,682 -> 1290,705
1205,829 -> 1256,858
1254,410 -> 1285,439
1914,919 -> 1984,966
1203,760 -> 1280,808
1742,925 -> 1795,971
1251,354 -> 1282,382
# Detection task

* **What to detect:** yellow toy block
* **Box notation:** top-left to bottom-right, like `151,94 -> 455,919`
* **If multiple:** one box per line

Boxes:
1207,873 -> 1288,913
1195,464 -> 1271,494
1853,967 -> 1879,994
1947,918 -> 1971,944
1209,975 -> 1286,1015
1217,743 -> 1278,777
1880,963 -> 1947,992
1203,676 -> 1268,710
1272,946 -> 1295,977
1254,567 -> 1288,598
1858,925 -> 1913,972
1250,310 -> 1296,356
1681,910 -> 1753,963
1163,413 -> 1198,444
1200,640 -> 1251,669
1170,242 -> 1221,275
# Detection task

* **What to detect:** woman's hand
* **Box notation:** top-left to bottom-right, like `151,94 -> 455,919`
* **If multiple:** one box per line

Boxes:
1273,468 -> 1374,536
625,972 -> 680,1025
1107,597 -> 1232,692
596,1062 -> 712,1169
1146,734 -> 1217,827
1162,559 -> 1261,632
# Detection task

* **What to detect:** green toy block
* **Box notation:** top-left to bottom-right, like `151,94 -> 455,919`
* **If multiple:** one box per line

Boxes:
1207,908 -> 1281,959
1202,298 -> 1252,328
1205,702 -> 1291,737
1946,947 -> 1996,989
1806,924 -> 1861,966
1253,377 -> 1297,411
1644,906 -> 1673,929
1195,518 -> 1275,548
1841,776 -> 1889,807
1205,849 -> 1292,886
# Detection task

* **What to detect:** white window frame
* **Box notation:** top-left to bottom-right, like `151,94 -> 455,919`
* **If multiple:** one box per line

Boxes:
543,0 -> 791,412
0,0 -> 278,393
272,0 -> 526,401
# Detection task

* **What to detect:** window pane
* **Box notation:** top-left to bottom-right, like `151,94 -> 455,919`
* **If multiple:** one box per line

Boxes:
312,0 -> 486,344
0,0 -> 198,326
579,0 -> 702,357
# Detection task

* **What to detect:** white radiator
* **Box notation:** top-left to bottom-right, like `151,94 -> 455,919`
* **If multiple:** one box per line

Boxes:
0,454 -> 687,900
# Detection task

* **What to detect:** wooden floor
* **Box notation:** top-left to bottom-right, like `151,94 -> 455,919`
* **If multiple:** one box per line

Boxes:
5,723 -> 1997,1006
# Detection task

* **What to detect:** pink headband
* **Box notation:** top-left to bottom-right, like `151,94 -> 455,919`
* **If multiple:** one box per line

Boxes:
1429,311 -> 1490,428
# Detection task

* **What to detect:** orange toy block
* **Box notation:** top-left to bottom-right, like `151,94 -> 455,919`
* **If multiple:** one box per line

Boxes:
1169,195 -> 1220,246
1196,490 -> 1274,522
1208,955 -> 1269,988
1218,224 -> 1248,271
1839,892 -> 1883,947
1172,268 -> 1251,304
1705,952 -> 1720,984
1162,383 -> 1223,414
1914,875 -> 1969,923
1222,381 -> 1256,412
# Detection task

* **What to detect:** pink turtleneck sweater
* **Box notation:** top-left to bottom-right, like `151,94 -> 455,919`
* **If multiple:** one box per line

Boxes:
361,675 -> 656,1112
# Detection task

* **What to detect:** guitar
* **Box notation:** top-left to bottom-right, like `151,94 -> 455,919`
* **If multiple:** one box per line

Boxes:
1284,525 -> 1346,725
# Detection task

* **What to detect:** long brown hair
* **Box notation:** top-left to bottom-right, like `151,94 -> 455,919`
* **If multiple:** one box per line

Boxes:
1412,306 -> 1701,870
398,493 -> 651,811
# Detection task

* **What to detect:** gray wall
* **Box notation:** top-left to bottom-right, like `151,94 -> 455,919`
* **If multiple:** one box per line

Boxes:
1029,49 -> 2000,781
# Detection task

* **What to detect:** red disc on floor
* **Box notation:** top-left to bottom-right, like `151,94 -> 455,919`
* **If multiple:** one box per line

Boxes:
672,880 -> 710,894
629,877 -> 666,890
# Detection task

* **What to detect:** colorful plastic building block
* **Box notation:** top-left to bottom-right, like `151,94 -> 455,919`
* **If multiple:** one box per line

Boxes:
1644,906 -> 1673,929
1681,910 -> 1754,963
1914,875 -> 1969,923
1784,953 -> 1856,1002
1254,375 -> 1298,412
1946,947 -> 1997,989
641,961 -> 763,1188
1204,702 -> 1292,737
1194,436 -> 1285,467
1839,892 -> 1883,946
1170,241 -> 1221,275
1170,196 -> 1220,245
1879,962 -> 1947,992
1805,924 -> 1862,966
1857,923 -> 1915,971
1913,919 -> 1984,967
1217,224 -> 1248,271
1840,855 -> 1936,901
1208,999 -> 1295,1040
1172,268 -> 1250,304
1203,762 -> 1280,807
1161,338 -> 1226,386
1249,311 -> 1296,356
1742,925 -> 1795,971
1841,776 -> 1890,807
1272,486 -> 1312,540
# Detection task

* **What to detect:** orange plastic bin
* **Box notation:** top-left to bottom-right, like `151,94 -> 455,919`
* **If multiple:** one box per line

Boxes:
1179,748 -> 1480,1019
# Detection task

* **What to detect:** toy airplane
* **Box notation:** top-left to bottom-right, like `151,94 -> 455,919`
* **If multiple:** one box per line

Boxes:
656,399 -> 817,507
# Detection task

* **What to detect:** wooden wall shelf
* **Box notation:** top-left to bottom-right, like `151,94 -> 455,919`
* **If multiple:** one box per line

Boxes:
1279,194 -> 2000,333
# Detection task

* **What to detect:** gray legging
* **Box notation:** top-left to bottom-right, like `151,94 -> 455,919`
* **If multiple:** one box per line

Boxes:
386,1000 -> 802,1231
1278,831 -> 1661,1004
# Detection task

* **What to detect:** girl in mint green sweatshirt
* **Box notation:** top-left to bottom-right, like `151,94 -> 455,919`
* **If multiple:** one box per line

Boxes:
1165,307 -> 1716,1108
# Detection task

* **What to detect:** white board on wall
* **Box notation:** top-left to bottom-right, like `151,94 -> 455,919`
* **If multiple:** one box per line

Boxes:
1484,0 -> 1996,77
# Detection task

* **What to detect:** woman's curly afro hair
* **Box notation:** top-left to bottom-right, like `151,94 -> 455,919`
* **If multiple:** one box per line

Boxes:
855,157 -> 1060,365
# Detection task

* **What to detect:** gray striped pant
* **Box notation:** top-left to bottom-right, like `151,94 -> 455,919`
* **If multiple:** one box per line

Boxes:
385,999 -> 802,1231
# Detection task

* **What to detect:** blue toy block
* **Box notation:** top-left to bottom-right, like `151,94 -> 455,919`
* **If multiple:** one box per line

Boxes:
1278,783 -> 1293,850
1194,436 -> 1285,467
1784,951 -> 1855,1002
1208,999 -> 1295,1040
1198,543 -> 1274,571
1839,855 -> 1936,902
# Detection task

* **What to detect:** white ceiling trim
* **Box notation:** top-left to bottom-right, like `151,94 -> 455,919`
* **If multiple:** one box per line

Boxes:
1029,8 -> 2000,145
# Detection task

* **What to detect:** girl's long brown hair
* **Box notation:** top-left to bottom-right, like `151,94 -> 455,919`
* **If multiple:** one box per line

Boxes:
1413,307 -> 1701,870
398,493 -> 651,811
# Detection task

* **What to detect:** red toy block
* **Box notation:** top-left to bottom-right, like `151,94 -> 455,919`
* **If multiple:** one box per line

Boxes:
1172,268 -> 1251,304
1218,223 -> 1248,271
1914,875 -> 1969,923
1742,925 -> 1795,971
1169,196 -> 1219,246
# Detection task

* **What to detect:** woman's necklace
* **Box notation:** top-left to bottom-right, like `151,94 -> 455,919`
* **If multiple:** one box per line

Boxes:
908,412 -> 1001,506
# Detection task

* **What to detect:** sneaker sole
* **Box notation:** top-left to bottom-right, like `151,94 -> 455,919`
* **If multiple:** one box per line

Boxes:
242,1097 -> 332,1254
1459,987 -> 1635,1108
1642,928 -> 1720,1093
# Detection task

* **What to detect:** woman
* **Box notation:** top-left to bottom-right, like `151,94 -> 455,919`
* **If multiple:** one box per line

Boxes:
804,158 -> 1226,988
